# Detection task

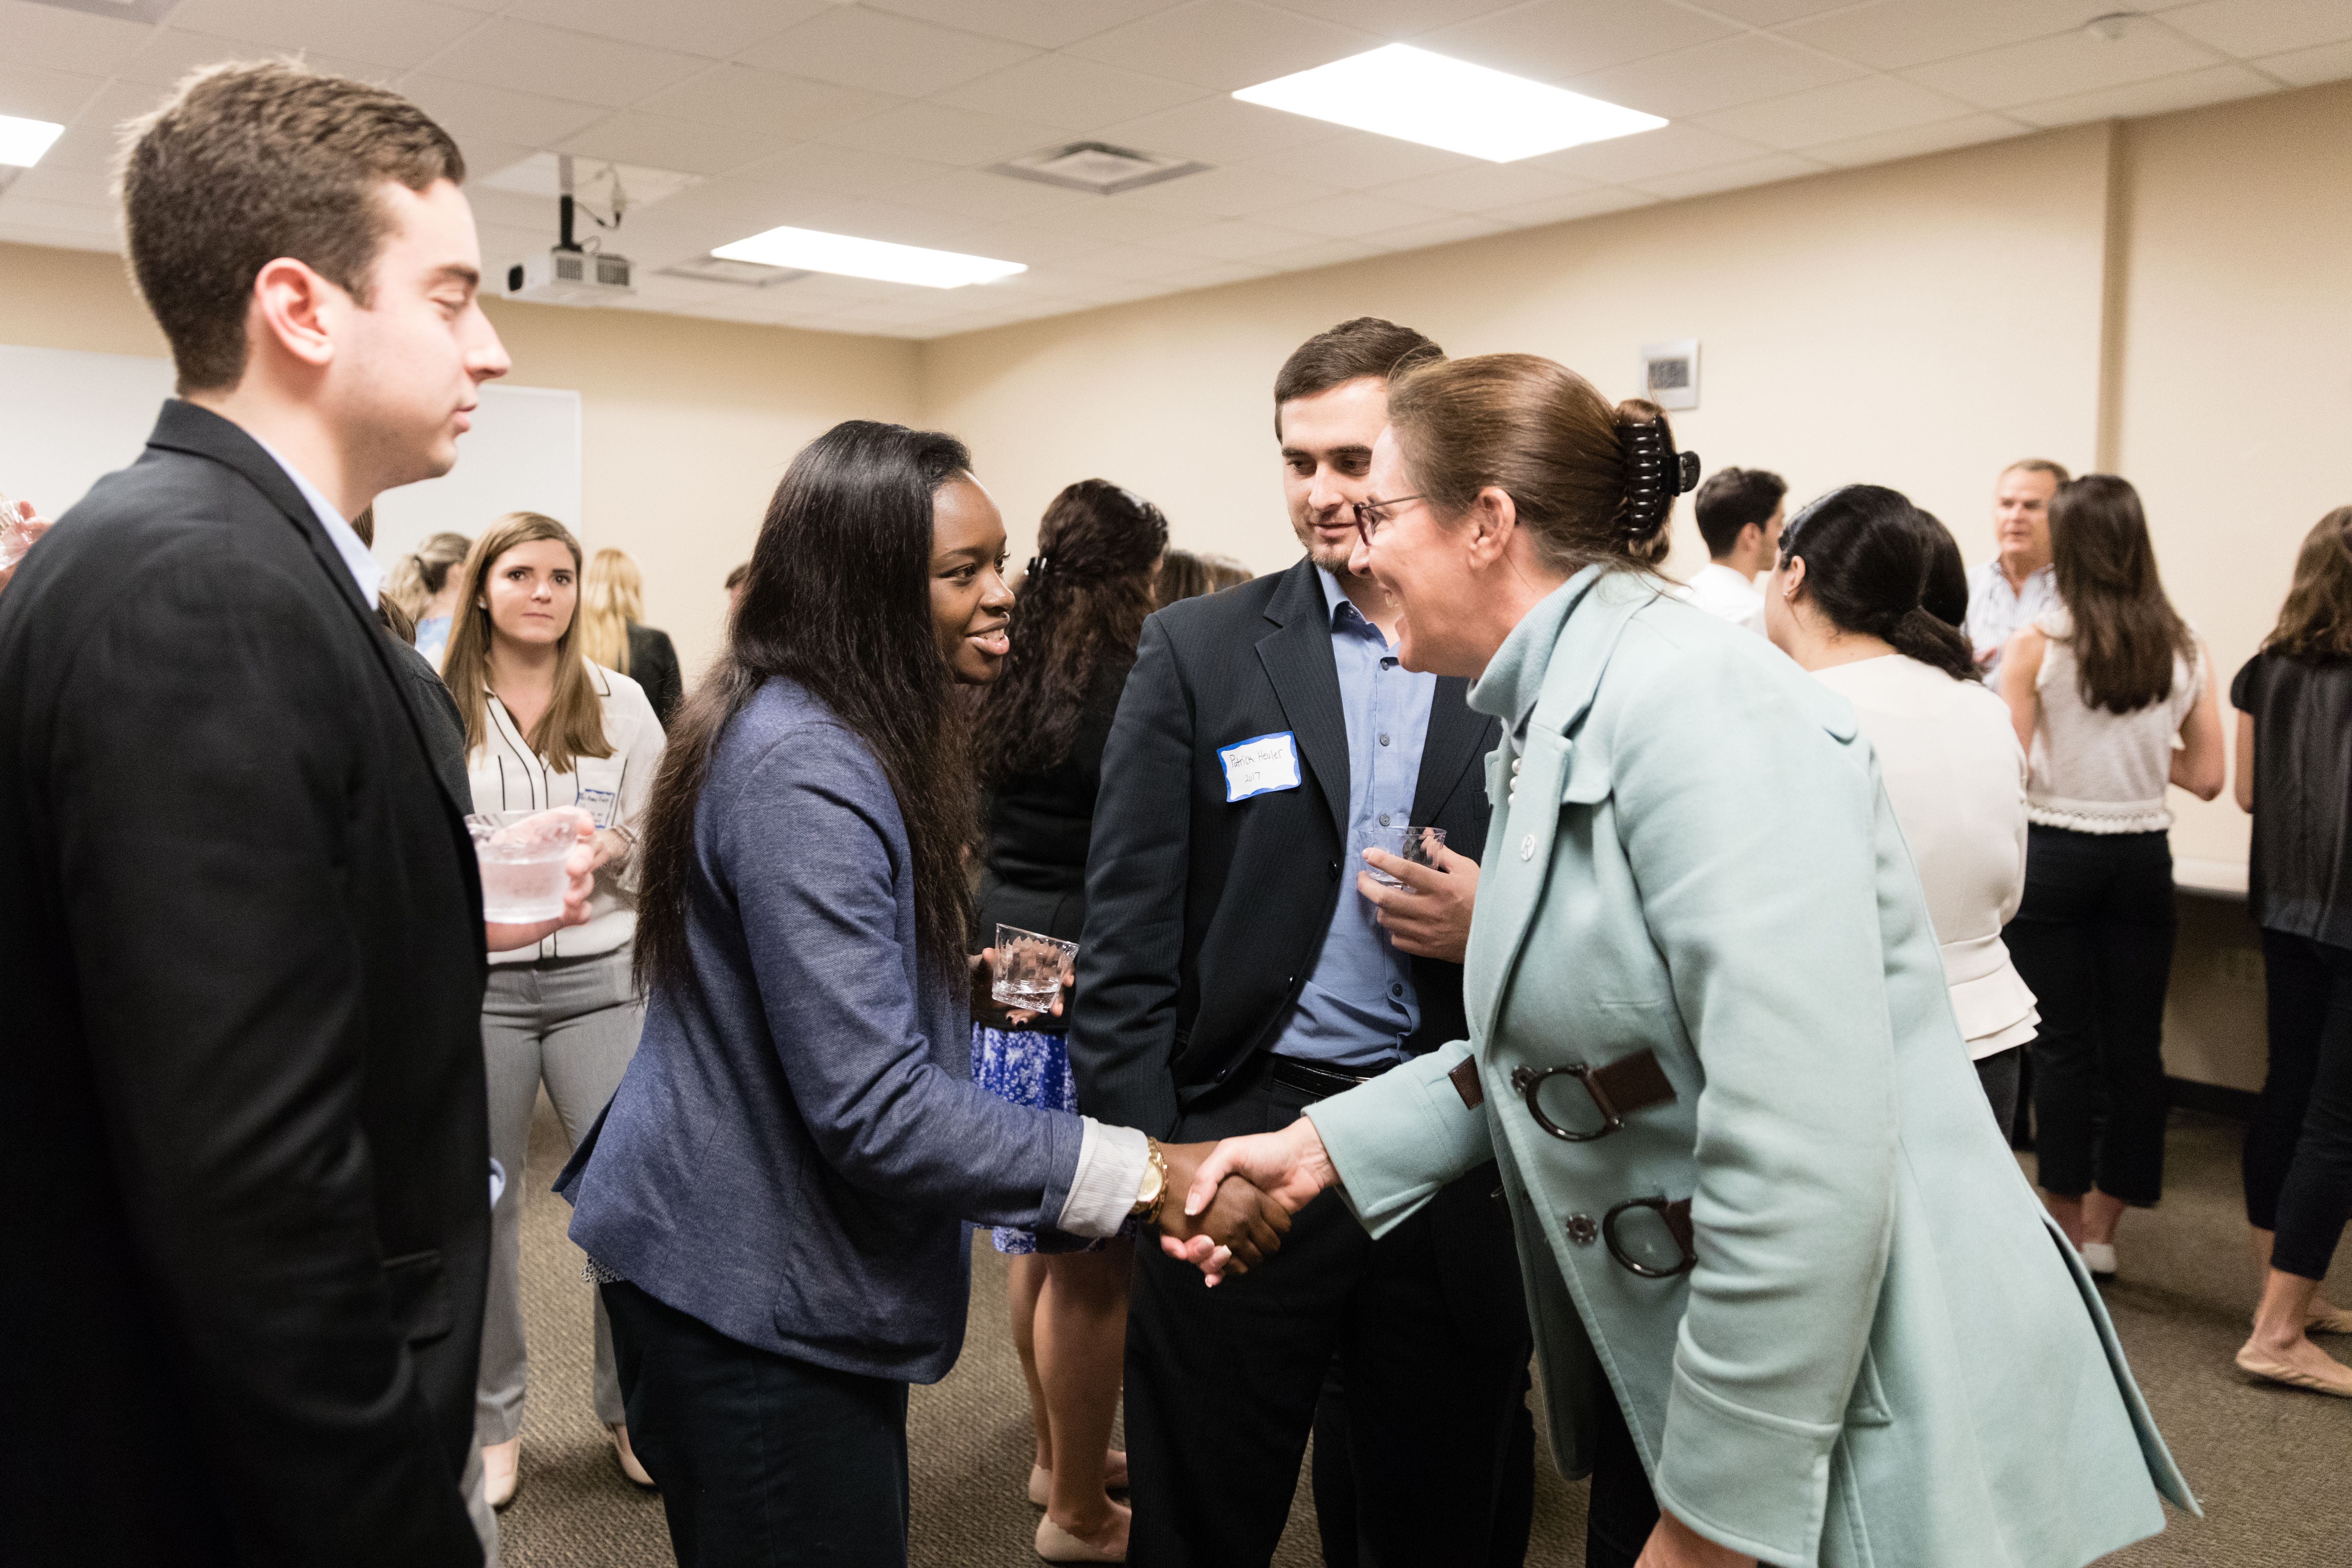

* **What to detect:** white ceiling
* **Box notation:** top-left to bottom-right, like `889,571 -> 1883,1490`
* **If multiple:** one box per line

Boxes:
4,0 -> 2347,339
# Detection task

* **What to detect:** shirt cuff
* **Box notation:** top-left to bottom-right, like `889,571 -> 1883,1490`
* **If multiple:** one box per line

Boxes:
1056,1119 -> 1150,1238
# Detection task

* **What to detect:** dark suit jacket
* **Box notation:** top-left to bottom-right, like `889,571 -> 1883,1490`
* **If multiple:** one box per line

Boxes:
1071,558 -> 1501,1135
625,620 -> 682,729
0,402 -> 491,1566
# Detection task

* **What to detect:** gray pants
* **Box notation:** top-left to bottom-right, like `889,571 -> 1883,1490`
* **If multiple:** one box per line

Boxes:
477,949 -> 643,1446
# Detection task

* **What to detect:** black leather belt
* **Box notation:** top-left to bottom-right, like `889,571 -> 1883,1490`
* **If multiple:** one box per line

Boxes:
1269,1056 -> 1380,1102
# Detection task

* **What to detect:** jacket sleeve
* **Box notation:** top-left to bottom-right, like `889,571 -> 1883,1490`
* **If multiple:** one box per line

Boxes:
726,724 -> 1086,1226
54,547 -> 480,1566
1302,1039 -> 1494,1236
1608,642 -> 1899,1568
1068,615 -> 1190,1134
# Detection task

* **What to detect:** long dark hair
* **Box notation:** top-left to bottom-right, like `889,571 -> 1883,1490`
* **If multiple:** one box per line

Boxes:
2265,506 -> 2352,662
636,421 -> 977,992
974,480 -> 1166,786
1777,484 -> 1977,682
2048,474 -> 2194,713
1915,508 -> 1969,631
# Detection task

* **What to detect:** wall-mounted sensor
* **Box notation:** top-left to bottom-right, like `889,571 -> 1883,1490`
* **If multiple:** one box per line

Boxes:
1640,340 -> 1699,411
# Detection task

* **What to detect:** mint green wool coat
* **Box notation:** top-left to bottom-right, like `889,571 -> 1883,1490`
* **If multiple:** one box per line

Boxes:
1307,567 -> 2193,1568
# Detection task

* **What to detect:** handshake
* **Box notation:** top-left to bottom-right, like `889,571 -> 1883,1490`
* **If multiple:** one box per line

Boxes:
1149,1117 -> 1339,1287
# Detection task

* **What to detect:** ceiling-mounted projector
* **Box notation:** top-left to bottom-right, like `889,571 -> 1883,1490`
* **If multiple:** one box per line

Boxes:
506,247 -> 633,305
501,152 -> 636,306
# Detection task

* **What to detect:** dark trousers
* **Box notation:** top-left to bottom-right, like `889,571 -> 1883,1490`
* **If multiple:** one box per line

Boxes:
602,1280 -> 910,1568
2246,930 -> 2352,1281
1124,1065 -> 1534,1568
1976,1045 -> 2024,1137
1582,1389 -> 1661,1568
2005,826 -> 2177,1204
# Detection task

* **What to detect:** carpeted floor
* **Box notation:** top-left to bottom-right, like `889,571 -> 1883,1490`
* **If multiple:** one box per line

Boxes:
500,1099 -> 2348,1567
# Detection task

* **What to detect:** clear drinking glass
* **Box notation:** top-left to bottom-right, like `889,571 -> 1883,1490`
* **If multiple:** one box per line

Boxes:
468,809 -> 578,922
992,924 -> 1077,1014
1362,825 -> 1447,888
0,490 -> 35,572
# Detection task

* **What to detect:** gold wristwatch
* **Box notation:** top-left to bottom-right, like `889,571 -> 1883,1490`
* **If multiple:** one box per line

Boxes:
1131,1137 -> 1170,1225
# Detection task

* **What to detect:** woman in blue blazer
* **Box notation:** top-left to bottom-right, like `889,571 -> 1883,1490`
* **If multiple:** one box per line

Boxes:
1174,356 -> 2191,1568
557,422 -> 1283,1566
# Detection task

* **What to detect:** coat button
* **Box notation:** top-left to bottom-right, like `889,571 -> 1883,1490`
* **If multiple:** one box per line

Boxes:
1519,833 -> 1536,860
1565,1214 -> 1599,1245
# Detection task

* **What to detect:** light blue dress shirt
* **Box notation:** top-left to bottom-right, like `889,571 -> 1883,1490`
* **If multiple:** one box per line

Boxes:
1267,569 -> 1436,1072
248,433 -> 381,609
1963,558 -> 2058,682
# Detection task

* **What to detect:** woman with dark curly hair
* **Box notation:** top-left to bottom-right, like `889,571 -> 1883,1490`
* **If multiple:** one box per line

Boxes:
970,479 -> 1168,1561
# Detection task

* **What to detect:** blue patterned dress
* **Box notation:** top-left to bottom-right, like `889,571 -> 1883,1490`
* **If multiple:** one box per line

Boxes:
970,1023 -> 1102,1253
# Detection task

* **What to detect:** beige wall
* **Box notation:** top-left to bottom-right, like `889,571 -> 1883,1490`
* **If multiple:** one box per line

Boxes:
924,124 -> 2115,594
0,240 -> 921,677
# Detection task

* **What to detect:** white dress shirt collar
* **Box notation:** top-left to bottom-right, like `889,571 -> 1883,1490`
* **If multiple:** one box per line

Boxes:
247,434 -> 382,609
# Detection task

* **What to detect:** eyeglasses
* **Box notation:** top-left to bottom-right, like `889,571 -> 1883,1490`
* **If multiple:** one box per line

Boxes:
1350,494 -> 1425,550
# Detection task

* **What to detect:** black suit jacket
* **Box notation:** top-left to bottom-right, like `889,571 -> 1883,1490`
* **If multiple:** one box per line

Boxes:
625,620 -> 682,729
0,403 -> 491,1566
1071,559 -> 1500,1135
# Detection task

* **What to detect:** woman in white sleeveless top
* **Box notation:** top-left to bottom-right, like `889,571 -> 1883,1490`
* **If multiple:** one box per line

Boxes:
2000,475 -> 2224,1279
1765,485 -> 2039,1126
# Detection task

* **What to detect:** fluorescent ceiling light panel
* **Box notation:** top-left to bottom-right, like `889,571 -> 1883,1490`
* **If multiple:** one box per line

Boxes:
711,227 -> 1025,290
0,115 -> 67,169
1232,44 -> 1665,163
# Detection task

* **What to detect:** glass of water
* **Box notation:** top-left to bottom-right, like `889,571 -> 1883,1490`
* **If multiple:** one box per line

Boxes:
1362,825 -> 1447,888
0,490 -> 38,572
468,809 -> 580,922
992,924 -> 1077,1014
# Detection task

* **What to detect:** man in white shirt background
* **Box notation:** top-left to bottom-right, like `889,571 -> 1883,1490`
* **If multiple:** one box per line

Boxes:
1965,458 -> 2069,681
1681,465 -> 1786,625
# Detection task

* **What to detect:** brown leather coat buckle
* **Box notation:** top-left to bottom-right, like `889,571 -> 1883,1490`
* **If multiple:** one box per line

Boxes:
1603,1196 -> 1696,1278
1508,1049 -> 1676,1142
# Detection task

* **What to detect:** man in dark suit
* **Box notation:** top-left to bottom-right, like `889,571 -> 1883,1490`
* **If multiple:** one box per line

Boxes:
1072,319 -> 1534,1567
0,62 -> 570,1566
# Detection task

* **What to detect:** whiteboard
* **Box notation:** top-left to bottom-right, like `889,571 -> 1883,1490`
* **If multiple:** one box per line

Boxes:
0,343 -> 581,574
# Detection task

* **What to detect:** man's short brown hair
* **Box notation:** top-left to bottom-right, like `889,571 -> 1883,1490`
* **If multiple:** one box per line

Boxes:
1273,316 -> 1443,437
116,60 -> 466,392
2003,458 -> 2070,486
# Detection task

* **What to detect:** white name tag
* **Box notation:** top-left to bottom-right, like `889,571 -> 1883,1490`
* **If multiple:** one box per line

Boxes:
576,786 -> 620,829
1219,731 -> 1303,802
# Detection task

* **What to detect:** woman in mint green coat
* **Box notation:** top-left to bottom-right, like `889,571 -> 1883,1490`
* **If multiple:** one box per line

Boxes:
1173,354 -> 2191,1568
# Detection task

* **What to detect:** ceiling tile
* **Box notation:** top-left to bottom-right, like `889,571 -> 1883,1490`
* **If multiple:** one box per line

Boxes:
801,196 -> 995,249
1782,1 -> 2132,73
0,0 -> 158,75
1903,23 -> 2226,109
1567,32 -> 1866,119
740,8 -> 1035,98
1093,93 -> 1342,163
414,19 -> 709,108
1483,185 -> 1659,227
2253,37 -> 2352,85
0,62 -> 109,124
1369,160 -> 1593,213
1116,162 -> 1343,218
555,111 -> 797,177
0,162 -> 104,204
1156,216 -> 1323,259
634,65 -> 900,140
1800,110 -> 2027,168
0,194 -> 118,236
2005,61 -> 2281,127
933,52 -> 1208,132
1362,211 -> 1509,251
1630,149 -> 1826,199
1056,240 -> 1225,281
944,217 -> 1116,263
2160,0 -> 2352,59
862,0 -> 1182,51
1252,235 -> 1387,270
1526,120 -> 1765,182
403,75 -> 612,148
1272,188 -> 1452,237
891,167 -> 1102,222
1267,0 -> 1529,37
1678,0 -> 1854,22
112,28 -> 387,89
1024,196 -> 1211,244
165,0 -> 484,69
501,0 -> 827,59
821,101 -> 1072,166
1424,0 -> 1740,84
0,218 -> 114,253
1696,73 -> 1978,150
1157,258 -> 1279,290
1238,131 -> 1470,189
1063,0 -> 1378,92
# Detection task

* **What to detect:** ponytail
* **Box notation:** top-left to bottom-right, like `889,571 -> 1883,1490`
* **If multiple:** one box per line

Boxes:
1886,605 -> 1976,682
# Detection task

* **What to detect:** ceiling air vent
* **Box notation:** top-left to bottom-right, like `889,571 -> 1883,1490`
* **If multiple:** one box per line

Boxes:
658,255 -> 810,288
990,141 -> 1209,197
